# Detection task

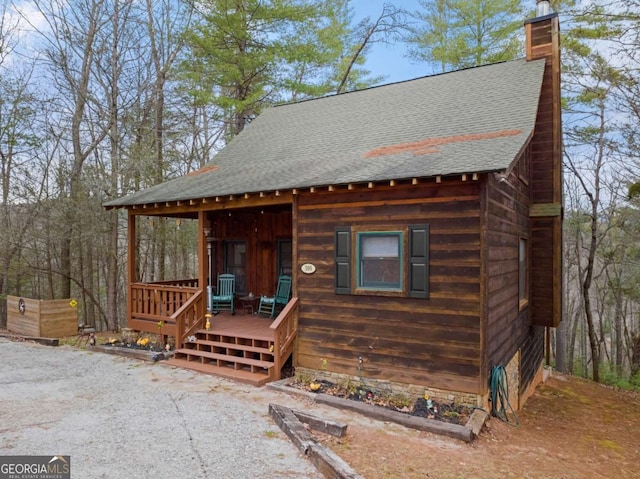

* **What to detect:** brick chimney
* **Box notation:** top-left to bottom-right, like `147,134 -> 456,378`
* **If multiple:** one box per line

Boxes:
525,4 -> 563,329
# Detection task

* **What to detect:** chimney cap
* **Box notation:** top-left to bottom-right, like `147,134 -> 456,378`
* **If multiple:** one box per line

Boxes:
524,2 -> 558,25
536,0 -> 551,17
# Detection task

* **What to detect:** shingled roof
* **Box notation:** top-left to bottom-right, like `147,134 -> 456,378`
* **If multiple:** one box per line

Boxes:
105,57 -> 546,208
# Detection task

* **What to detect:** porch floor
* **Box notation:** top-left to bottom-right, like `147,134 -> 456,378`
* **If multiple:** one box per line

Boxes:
167,312 -> 279,386
206,312 -> 274,341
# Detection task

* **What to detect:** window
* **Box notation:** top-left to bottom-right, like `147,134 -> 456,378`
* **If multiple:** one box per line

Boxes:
277,239 -> 293,276
335,225 -> 429,298
224,241 -> 246,294
519,238 -> 528,307
358,233 -> 402,290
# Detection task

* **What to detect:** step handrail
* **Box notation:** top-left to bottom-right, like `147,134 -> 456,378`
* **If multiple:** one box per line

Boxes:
270,297 -> 299,380
173,289 -> 204,346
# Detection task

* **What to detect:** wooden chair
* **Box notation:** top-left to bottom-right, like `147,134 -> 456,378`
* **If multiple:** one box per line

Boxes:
258,275 -> 292,319
211,274 -> 235,315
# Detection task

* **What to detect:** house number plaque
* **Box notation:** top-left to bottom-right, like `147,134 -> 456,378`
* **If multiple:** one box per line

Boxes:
300,263 -> 317,274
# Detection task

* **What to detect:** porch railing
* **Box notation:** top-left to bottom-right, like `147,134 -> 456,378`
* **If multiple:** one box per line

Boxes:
173,290 -> 205,346
130,282 -> 200,336
269,297 -> 299,381
144,279 -> 199,288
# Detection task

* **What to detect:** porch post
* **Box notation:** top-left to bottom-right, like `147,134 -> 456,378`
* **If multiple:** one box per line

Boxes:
198,211 -> 209,307
291,195 -> 298,300
127,212 -> 137,326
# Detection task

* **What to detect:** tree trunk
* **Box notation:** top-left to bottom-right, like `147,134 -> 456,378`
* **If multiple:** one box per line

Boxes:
568,307 -> 579,373
631,333 -> 640,378
555,314 -> 568,372
106,215 -> 119,331
614,293 -> 624,376
583,272 -> 601,382
105,0 -> 121,332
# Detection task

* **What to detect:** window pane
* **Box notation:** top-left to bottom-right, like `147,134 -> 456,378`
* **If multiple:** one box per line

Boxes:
519,238 -> 527,302
362,236 -> 399,257
359,234 -> 401,289
278,240 -> 293,276
225,241 -> 246,294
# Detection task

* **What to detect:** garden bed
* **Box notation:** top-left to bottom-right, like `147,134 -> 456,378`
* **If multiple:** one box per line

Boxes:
292,378 -> 472,425
92,337 -> 174,362
102,338 -> 167,352
268,377 -> 487,442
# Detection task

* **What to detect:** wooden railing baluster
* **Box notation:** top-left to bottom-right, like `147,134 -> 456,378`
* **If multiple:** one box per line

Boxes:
129,281 -> 201,338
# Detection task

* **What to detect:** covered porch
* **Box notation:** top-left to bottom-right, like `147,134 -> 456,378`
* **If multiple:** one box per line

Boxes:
168,299 -> 298,386
128,279 -> 298,385
123,200 -> 296,385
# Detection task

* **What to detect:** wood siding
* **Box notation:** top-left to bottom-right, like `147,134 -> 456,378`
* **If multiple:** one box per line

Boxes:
484,148 -> 544,399
295,181 -> 483,395
209,209 -> 292,297
526,14 -> 563,328
520,325 -> 545,394
7,295 -> 78,338
484,161 -> 534,371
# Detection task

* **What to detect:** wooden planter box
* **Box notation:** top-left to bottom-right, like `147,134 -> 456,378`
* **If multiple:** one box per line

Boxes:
6,295 -> 78,338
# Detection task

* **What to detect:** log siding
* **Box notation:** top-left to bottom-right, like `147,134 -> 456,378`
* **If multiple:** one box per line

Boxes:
295,181 -> 483,395
484,148 -> 544,399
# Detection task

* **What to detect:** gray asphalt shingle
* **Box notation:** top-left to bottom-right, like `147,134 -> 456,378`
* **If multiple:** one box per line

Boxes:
105,58 -> 545,207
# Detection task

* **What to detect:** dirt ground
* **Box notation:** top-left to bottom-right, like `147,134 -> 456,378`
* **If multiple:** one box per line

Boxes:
6,332 -> 638,478
319,374 -> 640,479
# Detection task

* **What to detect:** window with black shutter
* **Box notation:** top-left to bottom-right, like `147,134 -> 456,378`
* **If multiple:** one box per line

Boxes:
408,224 -> 429,299
334,225 -> 430,298
334,227 -> 351,294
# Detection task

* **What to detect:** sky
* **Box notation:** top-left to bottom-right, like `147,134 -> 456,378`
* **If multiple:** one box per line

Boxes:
5,0 -> 428,82
350,0 -> 429,84
5,0 -> 426,83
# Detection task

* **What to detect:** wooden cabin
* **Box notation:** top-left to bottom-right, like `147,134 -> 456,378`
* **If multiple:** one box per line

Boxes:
105,12 -> 562,408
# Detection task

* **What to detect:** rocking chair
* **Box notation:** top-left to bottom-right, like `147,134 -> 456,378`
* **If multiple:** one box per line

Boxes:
258,275 -> 292,319
211,274 -> 235,315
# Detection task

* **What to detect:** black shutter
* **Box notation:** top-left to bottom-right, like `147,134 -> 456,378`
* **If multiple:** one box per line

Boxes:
409,224 -> 429,299
334,227 -> 351,294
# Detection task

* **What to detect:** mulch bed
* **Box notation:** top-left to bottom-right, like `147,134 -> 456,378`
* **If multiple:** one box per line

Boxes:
102,341 -> 167,352
289,379 -> 472,426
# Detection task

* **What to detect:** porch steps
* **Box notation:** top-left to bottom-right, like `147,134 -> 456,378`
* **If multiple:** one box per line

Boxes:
168,329 -> 275,386
167,358 -> 272,386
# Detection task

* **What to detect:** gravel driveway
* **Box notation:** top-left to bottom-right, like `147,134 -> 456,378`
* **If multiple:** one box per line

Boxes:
0,338 -> 325,479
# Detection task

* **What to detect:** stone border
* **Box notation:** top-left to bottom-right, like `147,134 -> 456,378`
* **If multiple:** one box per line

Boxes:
267,378 -> 488,443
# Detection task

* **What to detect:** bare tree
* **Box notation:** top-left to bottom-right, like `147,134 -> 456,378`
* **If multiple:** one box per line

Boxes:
25,0 -> 111,300
564,74 -> 626,381
0,6 -> 43,325
335,3 -> 407,93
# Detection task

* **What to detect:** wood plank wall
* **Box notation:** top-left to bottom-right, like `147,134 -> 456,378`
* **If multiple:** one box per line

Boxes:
212,209 -> 292,297
485,150 -> 544,398
485,165 -> 531,367
7,296 -> 40,336
7,295 -> 78,337
520,325 -> 545,392
295,181 -> 483,395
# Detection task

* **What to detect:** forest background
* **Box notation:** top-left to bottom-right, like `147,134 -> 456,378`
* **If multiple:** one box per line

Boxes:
1,0 -> 640,388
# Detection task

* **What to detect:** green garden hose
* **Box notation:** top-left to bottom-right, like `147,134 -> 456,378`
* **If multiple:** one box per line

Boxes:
490,365 -> 520,427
